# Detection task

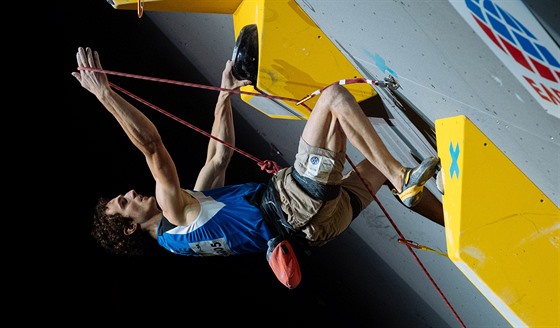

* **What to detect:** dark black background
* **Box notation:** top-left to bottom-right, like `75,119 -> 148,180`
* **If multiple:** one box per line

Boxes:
60,1 -> 378,324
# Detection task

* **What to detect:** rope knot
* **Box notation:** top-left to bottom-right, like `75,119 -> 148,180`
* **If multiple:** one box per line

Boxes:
258,160 -> 281,174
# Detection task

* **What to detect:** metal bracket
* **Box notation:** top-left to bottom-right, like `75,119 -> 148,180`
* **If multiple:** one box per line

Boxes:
377,75 -> 400,91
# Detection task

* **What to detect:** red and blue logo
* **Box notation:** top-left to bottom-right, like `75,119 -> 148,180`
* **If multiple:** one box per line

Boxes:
465,0 -> 559,108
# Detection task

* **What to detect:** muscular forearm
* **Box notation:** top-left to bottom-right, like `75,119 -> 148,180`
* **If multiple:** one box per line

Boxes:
207,91 -> 235,160
194,60 -> 248,190
97,87 -> 161,154
194,91 -> 235,190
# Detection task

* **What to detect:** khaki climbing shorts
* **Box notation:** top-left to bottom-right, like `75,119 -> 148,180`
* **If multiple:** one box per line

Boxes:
271,138 -> 375,247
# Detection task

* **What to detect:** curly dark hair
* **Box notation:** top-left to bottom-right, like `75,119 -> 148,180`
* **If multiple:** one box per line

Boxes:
92,197 -> 153,257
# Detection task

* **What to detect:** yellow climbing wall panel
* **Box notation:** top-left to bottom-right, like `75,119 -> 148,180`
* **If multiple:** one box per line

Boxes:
436,115 -> 559,328
108,0 -> 243,14
232,0 -> 377,119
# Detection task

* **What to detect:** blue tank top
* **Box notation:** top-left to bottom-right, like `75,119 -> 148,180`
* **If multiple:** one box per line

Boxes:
156,182 -> 273,256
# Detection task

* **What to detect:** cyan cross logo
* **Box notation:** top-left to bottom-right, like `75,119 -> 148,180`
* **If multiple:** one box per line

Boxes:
449,142 -> 460,179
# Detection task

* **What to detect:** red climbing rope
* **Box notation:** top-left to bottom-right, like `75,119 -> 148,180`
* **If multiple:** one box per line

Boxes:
82,67 -> 314,111
108,82 -> 282,175
348,158 -> 466,328
78,66 -> 465,327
